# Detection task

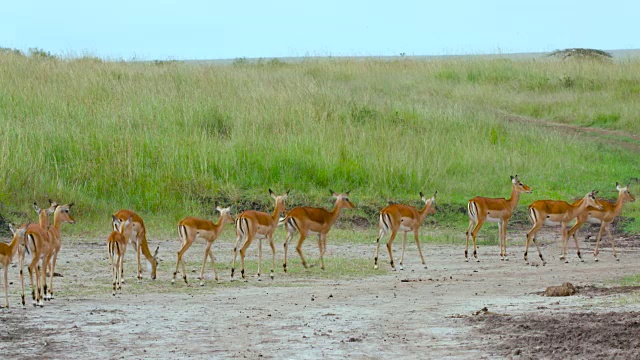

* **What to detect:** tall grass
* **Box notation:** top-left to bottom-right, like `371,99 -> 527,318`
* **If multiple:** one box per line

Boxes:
0,53 -> 638,235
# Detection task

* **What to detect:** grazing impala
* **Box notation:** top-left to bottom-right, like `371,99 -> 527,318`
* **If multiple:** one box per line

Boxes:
34,201 -> 75,300
465,175 -> 532,262
232,190 -> 288,281
374,191 -> 437,270
112,210 -> 159,280
282,191 -> 355,272
174,206 -> 234,286
2,225 -> 26,308
107,216 -> 134,295
567,182 -> 635,261
524,191 -> 602,265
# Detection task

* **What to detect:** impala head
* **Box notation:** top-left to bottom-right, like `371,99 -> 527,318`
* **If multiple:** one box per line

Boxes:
420,191 -> 438,215
616,182 -> 636,203
511,175 -> 532,194
120,216 -> 135,237
269,188 -> 289,214
8,223 -> 27,249
151,246 -> 159,280
216,206 -> 235,224
55,203 -> 76,225
330,190 -> 356,209
585,190 -> 604,210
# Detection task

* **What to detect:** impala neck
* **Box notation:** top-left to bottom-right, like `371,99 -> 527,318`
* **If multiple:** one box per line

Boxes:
271,201 -> 284,222
611,192 -> 628,216
38,211 -> 50,229
506,185 -> 522,210
327,202 -> 347,226
570,197 -> 591,217
8,233 -> 22,257
418,200 -> 434,222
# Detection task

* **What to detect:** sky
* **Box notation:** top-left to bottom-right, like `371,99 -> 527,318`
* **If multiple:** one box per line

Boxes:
1,1 -> 638,61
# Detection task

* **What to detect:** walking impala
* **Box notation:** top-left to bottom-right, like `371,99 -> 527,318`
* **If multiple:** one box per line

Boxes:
107,216 -> 134,295
465,175 -> 532,262
17,222 -> 53,307
524,191 -> 602,265
374,191 -> 437,270
282,191 -> 355,272
174,206 -> 234,286
34,201 -> 76,300
232,190 -> 287,281
2,225 -> 26,308
112,210 -> 159,280
567,182 -> 635,261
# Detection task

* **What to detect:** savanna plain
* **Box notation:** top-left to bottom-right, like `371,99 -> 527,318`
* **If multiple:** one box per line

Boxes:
1,50 -> 640,359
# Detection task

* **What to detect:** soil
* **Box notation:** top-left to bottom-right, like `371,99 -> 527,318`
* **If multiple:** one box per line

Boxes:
1,231 -> 640,359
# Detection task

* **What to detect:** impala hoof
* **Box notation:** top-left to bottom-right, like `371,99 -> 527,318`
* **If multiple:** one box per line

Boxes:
399,265 -> 404,271
270,273 -> 274,280
616,257 -> 620,262
475,259 -> 480,263
465,258 -> 469,262
374,265 -> 378,270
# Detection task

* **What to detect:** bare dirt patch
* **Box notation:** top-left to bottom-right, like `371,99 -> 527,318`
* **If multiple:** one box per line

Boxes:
468,312 -> 640,359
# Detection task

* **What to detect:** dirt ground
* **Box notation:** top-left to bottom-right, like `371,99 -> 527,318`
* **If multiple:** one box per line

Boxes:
1,231 -> 640,359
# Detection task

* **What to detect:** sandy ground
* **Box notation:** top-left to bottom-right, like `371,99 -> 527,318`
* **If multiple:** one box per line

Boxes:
1,231 -> 640,359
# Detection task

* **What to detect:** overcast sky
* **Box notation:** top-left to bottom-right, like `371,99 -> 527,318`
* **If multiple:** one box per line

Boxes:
2,1 -> 637,60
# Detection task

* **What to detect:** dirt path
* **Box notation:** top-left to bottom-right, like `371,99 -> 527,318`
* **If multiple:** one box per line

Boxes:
1,234 -> 640,359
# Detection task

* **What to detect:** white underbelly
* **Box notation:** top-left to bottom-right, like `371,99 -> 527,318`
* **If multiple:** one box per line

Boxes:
485,216 -> 500,223
587,217 -> 602,225
544,219 -> 562,226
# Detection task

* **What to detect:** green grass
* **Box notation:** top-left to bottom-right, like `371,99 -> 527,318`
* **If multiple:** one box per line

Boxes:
620,274 -> 640,286
0,52 -> 638,238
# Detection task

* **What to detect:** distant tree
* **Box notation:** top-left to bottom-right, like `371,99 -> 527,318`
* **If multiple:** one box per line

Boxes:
548,48 -> 612,61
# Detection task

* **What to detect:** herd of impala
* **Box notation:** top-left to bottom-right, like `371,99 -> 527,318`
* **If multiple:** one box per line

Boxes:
0,177 -> 636,308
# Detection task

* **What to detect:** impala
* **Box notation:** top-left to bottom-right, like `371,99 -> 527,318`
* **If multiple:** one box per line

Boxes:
112,210 -> 159,280
465,175 -> 532,262
374,191 -> 437,270
18,222 -> 53,307
567,182 -> 635,261
107,216 -> 134,295
174,206 -> 234,286
524,191 -> 602,265
34,201 -> 75,300
232,190 -> 288,281
282,191 -> 355,272
2,225 -> 26,308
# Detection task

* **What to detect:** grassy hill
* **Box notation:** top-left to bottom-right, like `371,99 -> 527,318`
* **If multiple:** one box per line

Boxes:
0,51 -> 638,237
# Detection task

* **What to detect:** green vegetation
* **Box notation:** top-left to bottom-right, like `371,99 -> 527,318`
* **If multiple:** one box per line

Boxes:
0,50 -> 638,238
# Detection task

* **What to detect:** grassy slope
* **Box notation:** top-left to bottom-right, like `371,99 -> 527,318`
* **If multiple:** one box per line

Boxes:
0,53 -> 638,238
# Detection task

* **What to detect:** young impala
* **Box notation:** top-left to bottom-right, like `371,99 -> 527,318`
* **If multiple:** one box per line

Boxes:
107,216 -> 134,295
524,191 -> 602,265
282,191 -> 355,272
465,175 -> 532,262
232,190 -> 287,281
374,191 -> 437,270
174,206 -> 234,286
2,225 -> 26,308
18,222 -> 53,307
34,201 -> 75,300
112,210 -> 159,280
567,182 -> 635,261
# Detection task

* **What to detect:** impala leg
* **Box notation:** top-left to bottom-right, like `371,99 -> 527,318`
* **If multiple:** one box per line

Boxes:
470,221 -> 484,262
177,240 -> 193,285
269,235 -> 276,279
498,221 -> 504,260
501,221 -> 509,261
318,233 -> 326,271
465,220 -> 475,261
118,252 -> 125,291
414,229 -> 427,269
257,238 -> 263,281
524,222 -> 543,264
605,225 -> 617,260
295,232 -> 309,269
28,260 -> 37,306
136,241 -> 142,280
239,236 -> 254,281
386,230 -> 398,270
19,249 -> 25,307
4,266 -> 9,308
593,224 -> 607,261
51,251 -> 60,299
560,223 -> 569,263
199,242 -> 213,286
110,249 -> 117,295
399,232 -> 407,270
231,233 -> 243,279
571,226 -> 584,262
374,227 -> 386,269
208,249 -> 219,282
283,229 -> 293,273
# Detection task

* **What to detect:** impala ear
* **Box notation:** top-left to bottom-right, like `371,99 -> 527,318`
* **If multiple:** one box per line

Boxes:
616,182 -> 622,191
330,189 -> 337,197
216,206 -> 222,212
345,191 -> 351,196
270,188 -> 277,199
33,202 -> 41,213
432,190 -> 438,199
419,191 -> 425,199
68,203 -> 74,208
8,223 -> 16,235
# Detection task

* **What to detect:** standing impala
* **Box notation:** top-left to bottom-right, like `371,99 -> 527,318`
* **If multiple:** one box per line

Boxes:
18,222 -> 53,307
232,190 -> 288,281
465,175 -> 532,262
524,191 -> 602,265
374,191 -> 437,270
2,225 -> 26,308
567,182 -> 635,261
112,210 -> 159,280
282,191 -> 355,272
34,201 -> 75,300
174,206 -> 234,286
107,216 -> 134,295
